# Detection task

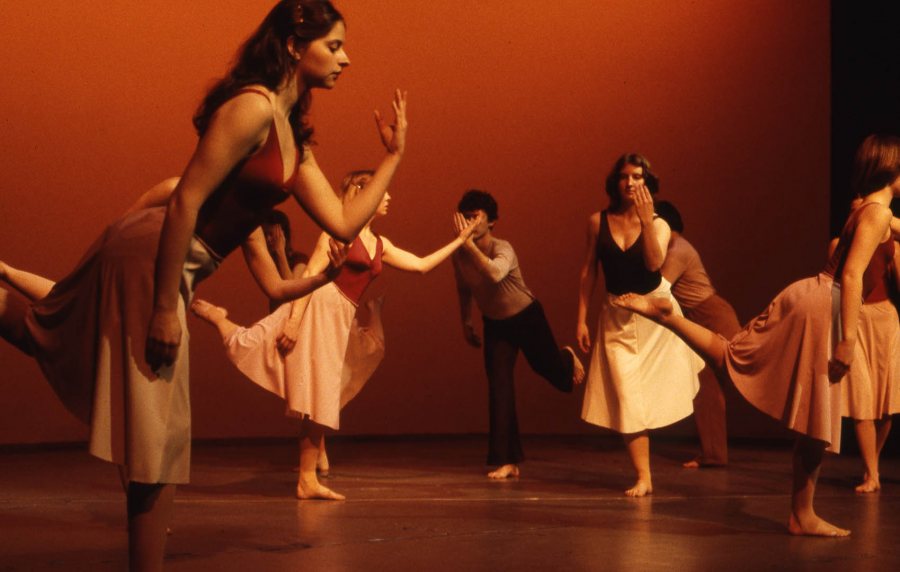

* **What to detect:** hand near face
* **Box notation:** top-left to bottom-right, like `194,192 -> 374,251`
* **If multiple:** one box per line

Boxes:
374,89 -> 408,156
633,184 -> 655,226
265,225 -> 286,255
454,211 -> 482,241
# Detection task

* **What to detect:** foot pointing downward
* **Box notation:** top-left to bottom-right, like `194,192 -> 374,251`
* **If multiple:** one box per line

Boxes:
190,299 -> 228,324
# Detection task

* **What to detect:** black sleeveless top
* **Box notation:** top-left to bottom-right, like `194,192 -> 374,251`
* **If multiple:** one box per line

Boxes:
596,210 -> 662,295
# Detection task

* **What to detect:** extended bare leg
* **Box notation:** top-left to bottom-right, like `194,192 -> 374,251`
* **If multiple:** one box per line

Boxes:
0,286 -> 33,354
127,483 -> 176,572
853,417 -> 892,493
0,261 -> 54,301
190,299 -> 239,341
613,294 -> 728,372
787,437 -> 850,537
623,431 -> 653,497
297,419 -> 344,500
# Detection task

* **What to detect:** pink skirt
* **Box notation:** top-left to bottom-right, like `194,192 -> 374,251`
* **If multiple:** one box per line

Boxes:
25,207 -> 219,484
225,283 -> 384,430
726,274 -> 843,452
841,299 -> 900,420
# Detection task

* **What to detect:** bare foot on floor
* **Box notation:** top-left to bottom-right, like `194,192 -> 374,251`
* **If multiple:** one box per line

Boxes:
296,481 -> 345,500
683,457 -> 727,469
190,299 -> 228,323
563,346 -> 586,385
854,475 -> 880,494
613,294 -> 673,322
487,464 -> 520,480
788,513 -> 850,537
624,480 -> 653,497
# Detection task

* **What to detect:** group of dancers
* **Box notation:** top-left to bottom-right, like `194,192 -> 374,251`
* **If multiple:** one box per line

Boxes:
1,1 -> 899,569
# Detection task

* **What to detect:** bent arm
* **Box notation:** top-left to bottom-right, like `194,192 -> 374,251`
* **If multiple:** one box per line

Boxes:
241,229 -> 332,303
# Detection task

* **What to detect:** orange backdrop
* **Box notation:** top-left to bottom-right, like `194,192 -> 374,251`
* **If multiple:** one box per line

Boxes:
0,0 -> 829,444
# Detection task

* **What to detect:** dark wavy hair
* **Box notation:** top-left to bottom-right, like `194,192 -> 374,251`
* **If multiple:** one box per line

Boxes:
604,153 -> 660,211
193,0 -> 344,148
457,189 -> 499,222
852,134 -> 900,197
653,200 -> 683,233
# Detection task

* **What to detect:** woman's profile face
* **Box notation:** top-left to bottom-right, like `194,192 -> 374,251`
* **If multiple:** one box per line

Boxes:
296,21 -> 350,89
376,191 -> 391,217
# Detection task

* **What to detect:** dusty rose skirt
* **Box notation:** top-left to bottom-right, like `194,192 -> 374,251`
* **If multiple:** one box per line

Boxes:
225,284 -> 384,430
726,273 -> 843,452
841,299 -> 900,420
25,207 -> 219,484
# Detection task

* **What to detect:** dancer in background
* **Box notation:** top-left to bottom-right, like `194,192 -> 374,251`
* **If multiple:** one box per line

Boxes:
576,154 -> 702,497
655,200 -> 741,468
453,189 -> 585,480
614,134 -> 900,536
0,1 -> 408,568
829,199 -> 900,493
192,170 -> 480,500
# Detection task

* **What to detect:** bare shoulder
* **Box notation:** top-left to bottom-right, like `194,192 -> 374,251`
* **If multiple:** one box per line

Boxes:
587,211 -> 601,234
208,88 -> 274,140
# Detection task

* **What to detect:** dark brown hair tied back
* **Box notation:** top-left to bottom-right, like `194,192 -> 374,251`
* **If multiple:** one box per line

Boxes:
193,0 -> 344,148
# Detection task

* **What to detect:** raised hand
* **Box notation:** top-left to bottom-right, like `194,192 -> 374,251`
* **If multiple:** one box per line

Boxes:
146,309 -> 181,372
374,89 -> 408,156
265,224 -> 286,256
633,184 -> 655,227
454,211 -> 482,241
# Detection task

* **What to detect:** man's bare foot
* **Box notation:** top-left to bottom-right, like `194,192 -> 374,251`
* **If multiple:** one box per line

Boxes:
190,299 -> 228,324
563,346 -> 586,385
487,464 -> 520,479
788,512 -> 850,537
317,449 -> 331,478
613,293 -> 673,322
624,480 -> 653,497
854,475 -> 880,494
296,480 -> 345,500
683,456 -> 727,469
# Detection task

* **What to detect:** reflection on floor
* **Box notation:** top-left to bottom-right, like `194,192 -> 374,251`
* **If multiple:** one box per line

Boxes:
2,436 -> 899,571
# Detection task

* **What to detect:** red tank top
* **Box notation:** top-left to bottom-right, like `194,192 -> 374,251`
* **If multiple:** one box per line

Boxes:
333,236 -> 383,304
194,88 -> 299,258
825,202 -> 894,301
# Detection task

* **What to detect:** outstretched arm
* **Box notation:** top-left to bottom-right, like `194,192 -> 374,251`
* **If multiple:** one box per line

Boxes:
241,228 -> 346,304
293,90 -> 408,242
831,205 -> 893,381
576,213 -> 601,353
381,213 -> 481,273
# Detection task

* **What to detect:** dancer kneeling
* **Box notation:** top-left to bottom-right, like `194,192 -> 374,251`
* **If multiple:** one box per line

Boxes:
613,134 -> 900,536
192,170 -> 481,500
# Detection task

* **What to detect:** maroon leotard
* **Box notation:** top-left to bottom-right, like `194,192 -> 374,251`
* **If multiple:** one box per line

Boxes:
333,236 -> 384,304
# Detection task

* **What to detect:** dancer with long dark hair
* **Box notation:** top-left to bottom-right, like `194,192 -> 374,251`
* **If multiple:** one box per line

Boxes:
614,134 -> 900,536
0,1 -> 407,568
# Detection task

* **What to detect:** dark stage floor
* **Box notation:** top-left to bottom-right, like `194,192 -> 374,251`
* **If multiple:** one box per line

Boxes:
2,435 -> 899,571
